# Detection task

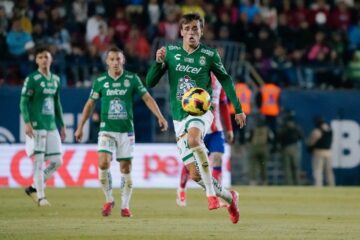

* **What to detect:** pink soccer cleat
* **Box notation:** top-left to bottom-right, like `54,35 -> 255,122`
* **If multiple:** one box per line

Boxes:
208,196 -> 220,210
102,201 -> 115,217
227,191 -> 240,224
121,208 -> 132,217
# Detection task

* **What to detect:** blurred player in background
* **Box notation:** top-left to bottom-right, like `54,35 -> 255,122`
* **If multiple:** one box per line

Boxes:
75,47 -> 168,217
146,13 -> 245,224
20,46 -> 66,207
176,73 -> 233,207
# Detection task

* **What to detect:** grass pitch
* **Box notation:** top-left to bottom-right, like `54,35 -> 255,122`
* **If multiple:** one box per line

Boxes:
0,187 -> 359,240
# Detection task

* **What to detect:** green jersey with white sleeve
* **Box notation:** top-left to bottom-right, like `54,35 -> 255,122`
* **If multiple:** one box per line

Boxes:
20,70 -> 64,130
89,71 -> 148,133
146,43 -> 243,121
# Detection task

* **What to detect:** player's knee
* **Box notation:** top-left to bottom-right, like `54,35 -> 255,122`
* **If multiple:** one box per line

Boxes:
47,154 -> 62,170
187,135 -> 201,148
98,161 -> 110,170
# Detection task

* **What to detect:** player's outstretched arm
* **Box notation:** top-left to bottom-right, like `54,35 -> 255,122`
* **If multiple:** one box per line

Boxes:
75,99 -> 96,142
142,93 -> 168,132
145,47 -> 167,88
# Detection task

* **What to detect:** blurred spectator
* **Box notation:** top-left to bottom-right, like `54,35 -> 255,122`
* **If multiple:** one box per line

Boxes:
278,112 -> 303,185
291,49 -> 314,89
162,0 -> 181,20
257,79 -> 281,145
269,44 -> 296,86
158,12 -> 179,41
346,50 -> 360,87
229,77 -> 252,145
218,0 -> 238,25
260,0 -> 277,30
309,0 -> 330,27
239,0 -> 260,23
12,7 -> 32,33
6,19 -> 34,76
277,13 -> 294,50
110,8 -> 130,48
124,27 -> 151,74
203,2 -> 217,26
251,47 -> 271,80
72,0 -> 88,25
91,23 -> 114,59
86,13 -> 106,43
146,0 -> 161,41
181,0 -> 205,18
307,116 -> 335,187
289,0 -> 310,29
293,20 -> 313,50
247,115 -> 273,185
348,18 -> 360,50
330,0 -> 352,31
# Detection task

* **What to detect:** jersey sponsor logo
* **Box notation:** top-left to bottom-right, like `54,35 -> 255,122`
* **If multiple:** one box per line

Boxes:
100,122 -> 105,128
124,79 -> 130,88
176,75 -> 196,100
106,89 -> 128,96
43,88 -> 57,94
112,82 -> 121,88
174,54 -> 181,60
199,56 -> 206,66
200,48 -> 214,56
184,57 -> 194,63
108,98 -> 128,120
40,82 -> 45,87
168,45 -> 180,50
175,63 -> 202,74
104,82 -> 109,88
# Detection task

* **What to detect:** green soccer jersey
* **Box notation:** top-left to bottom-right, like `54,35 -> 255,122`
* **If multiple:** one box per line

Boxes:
20,70 -> 64,130
146,43 -> 243,121
90,71 -> 148,133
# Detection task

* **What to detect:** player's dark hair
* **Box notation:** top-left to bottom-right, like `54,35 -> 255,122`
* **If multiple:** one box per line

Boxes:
34,46 -> 51,58
179,13 -> 204,29
106,46 -> 124,57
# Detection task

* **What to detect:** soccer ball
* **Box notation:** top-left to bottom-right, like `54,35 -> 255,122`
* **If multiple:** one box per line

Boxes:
181,87 -> 211,116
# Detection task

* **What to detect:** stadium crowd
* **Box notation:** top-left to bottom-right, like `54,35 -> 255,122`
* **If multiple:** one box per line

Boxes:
1,0 -> 360,88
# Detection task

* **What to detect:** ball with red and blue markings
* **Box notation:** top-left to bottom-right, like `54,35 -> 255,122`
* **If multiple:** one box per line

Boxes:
181,87 -> 211,116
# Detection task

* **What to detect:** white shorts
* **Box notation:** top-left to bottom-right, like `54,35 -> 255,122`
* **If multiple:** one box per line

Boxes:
98,131 -> 135,161
173,111 -> 213,164
25,129 -> 62,157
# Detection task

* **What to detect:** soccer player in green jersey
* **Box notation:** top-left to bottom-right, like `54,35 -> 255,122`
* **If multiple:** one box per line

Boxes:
75,47 -> 168,217
20,47 -> 66,207
145,13 -> 246,224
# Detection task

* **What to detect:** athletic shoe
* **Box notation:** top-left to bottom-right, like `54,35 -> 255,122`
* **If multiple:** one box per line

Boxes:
25,186 -> 38,203
176,189 -> 186,207
207,196 -> 220,210
227,191 -> 240,224
121,208 -> 132,217
38,197 -> 51,207
102,201 -> 115,216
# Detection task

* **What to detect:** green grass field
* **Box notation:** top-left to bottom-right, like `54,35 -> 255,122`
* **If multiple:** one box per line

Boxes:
0,187 -> 359,240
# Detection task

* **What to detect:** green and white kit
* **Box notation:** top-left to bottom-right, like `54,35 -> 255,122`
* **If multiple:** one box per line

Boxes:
20,71 -> 64,157
90,71 -> 147,160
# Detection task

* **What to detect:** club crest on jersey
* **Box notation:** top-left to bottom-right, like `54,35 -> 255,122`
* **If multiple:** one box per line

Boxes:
176,75 -> 196,100
199,56 -> 206,66
124,79 -> 130,88
108,98 -> 127,119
